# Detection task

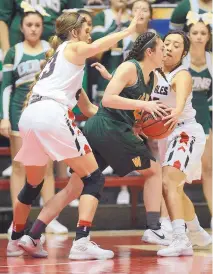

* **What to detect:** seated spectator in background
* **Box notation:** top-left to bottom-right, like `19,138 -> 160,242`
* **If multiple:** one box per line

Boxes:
0,0 -> 84,56
170,0 -> 212,31
91,0 -> 131,93
0,7 -> 68,234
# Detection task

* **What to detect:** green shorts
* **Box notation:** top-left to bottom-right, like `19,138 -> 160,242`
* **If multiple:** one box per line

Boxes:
83,114 -> 155,177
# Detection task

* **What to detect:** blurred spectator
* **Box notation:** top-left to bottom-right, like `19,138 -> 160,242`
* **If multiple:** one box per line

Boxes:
87,0 -> 104,5
183,12 -> 212,217
0,0 -> 84,57
170,0 -> 212,31
0,8 -> 68,234
91,0 -> 131,95
123,0 -> 156,60
0,47 -> 2,91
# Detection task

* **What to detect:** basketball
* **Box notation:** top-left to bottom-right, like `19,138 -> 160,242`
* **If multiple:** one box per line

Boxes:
137,111 -> 172,139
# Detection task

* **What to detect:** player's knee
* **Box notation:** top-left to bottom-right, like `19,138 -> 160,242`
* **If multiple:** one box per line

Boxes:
162,172 -> 177,195
18,181 -> 44,205
12,161 -> 25,177
202,162 -> 212,178
81,169 -> 105,200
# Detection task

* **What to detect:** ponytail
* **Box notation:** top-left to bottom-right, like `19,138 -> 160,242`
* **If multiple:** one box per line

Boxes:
22,34 -> 63,110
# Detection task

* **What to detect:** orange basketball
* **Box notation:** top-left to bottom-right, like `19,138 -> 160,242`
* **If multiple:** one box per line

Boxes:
137,111 -> 172,139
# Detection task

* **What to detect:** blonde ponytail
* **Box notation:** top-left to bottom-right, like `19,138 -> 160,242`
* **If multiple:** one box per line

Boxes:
22,35 -> 63,110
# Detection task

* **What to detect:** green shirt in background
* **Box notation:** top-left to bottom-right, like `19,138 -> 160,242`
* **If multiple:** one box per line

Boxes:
170,0 -> 212,30
0,0 -> 84,47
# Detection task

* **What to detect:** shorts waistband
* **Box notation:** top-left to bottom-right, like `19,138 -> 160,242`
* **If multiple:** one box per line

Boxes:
29,94 -> 75,120
29,94 -> 51,104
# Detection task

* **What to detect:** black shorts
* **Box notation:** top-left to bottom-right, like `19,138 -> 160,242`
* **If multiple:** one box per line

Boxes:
83,114 -> 155,177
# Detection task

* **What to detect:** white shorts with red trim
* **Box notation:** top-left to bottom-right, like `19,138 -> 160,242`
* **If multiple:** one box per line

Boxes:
14,100 -> 91,166
158,119 -> 206,183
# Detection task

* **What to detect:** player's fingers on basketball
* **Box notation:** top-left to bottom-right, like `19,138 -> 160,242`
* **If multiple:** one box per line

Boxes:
157,107 -> 169,116
140,131 -> 148,139
169,121 -> 176,131
156,102 -> 168,108
154,109 -> 164,118
151,112 -> 157,120
164,118 -> 173,126
162,112 -> 174,120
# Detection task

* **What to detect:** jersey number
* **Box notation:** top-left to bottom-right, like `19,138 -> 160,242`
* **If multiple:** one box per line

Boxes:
39,52 -> 59,80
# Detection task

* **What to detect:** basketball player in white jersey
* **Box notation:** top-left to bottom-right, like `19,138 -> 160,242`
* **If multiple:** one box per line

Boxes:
152,30 -> 211,257
7,11 -> 166,260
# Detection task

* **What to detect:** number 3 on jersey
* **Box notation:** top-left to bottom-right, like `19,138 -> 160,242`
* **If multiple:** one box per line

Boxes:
39,52 -> 59,80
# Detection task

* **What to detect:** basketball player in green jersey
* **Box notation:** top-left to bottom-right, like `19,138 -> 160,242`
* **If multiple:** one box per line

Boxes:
0,0 -> 84,56
0,10 -> 68,235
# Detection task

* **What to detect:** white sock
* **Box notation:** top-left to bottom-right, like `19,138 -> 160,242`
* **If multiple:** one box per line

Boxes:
186,215 -> 201,232
172,219 -> 186,235
160,216 -> 170,223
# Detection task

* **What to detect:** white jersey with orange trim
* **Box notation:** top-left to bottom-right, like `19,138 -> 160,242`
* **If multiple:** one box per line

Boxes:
151,65 -> 196,123
15,41 -> 91,166
33,41 -> 85,110
151,65 -> 206,183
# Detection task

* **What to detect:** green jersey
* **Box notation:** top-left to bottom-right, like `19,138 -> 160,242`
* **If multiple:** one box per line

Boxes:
170,0 -> 212,30
0,41 -> 49,131
183,52 -> 212,134
98,59 -> 154,128
83,59 -> 155,176
0,0 -> 84,47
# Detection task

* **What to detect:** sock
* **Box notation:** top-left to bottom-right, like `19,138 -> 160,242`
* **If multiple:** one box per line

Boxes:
28,219 -> 47,239
172,219 -> 186,235
186,215 -> 201,232
146,212 -> 161,230
11,223 -> 25,240
75,220 -> 92,241
160,216 -> 170,223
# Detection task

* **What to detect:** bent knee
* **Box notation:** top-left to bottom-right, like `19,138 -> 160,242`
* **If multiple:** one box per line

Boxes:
162,169 -> 184,195
12,161 -> 25,176
140,160 -> 161,177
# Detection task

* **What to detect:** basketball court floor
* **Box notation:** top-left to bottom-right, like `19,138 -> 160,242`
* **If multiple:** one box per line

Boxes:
0,230 -> 212,274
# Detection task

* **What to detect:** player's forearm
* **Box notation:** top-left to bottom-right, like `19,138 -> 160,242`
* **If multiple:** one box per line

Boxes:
102,94 -> 144,110
175,90 -> 188,114
0,21 -> 10,55
92,28 -> 131,54
83,104 -> 98,118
